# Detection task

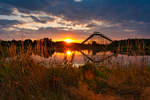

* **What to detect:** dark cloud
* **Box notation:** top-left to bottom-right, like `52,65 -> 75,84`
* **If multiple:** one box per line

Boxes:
30,16 -> 54,23
0,0 -> 150,40
30,16 -> 46,23
0,3 -> 14,15
1,0 -> 150,22
0,20 -> 21,37
0,7 -> 12,15
0,20 -> 20,27
0,0 -> 49,10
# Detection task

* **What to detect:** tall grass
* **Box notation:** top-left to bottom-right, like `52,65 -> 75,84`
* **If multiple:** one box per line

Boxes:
0,41 -> 150,100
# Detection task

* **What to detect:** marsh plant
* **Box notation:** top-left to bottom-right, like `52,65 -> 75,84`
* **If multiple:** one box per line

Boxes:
0,41 -> 150,100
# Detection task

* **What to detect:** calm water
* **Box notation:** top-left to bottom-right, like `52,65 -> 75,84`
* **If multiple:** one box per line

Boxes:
31,49 -> 150,67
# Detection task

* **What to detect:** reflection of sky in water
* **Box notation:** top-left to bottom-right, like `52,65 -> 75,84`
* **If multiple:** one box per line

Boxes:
111,55 -> 150,66
31,50 -> 150,67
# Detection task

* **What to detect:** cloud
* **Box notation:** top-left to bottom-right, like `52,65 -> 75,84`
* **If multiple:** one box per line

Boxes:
0,0 -> 150,40
13,16 -> 90,31
1,0 -> 150,22
0,3 -> 14,15
0,20 -> 21,32
0,20 -> 19,26
74,0 -> 83,2
0,8 -> 91,32
124,29 -> 136,32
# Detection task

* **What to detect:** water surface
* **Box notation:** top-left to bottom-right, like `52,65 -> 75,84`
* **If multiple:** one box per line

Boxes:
31,49 -> 150,67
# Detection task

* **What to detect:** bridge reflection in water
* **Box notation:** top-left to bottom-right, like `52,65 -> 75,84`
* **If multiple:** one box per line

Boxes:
32,49 -> 115,66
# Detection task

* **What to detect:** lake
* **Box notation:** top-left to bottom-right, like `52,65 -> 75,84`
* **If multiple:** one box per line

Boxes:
31,49 -> 150,67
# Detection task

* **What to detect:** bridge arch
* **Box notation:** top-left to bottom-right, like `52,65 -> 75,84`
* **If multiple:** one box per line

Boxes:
81,32 -> 113,44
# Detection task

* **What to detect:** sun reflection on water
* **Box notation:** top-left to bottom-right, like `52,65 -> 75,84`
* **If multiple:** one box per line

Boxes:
66,50 -> 72,55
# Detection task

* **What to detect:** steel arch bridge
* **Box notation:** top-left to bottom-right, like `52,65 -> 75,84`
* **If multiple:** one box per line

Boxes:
81,32 -> 113,45
79,32 -> 114,63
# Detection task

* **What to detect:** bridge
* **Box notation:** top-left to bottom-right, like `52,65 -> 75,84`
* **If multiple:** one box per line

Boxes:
81,32 -> 113,45
79,32 -> 114,63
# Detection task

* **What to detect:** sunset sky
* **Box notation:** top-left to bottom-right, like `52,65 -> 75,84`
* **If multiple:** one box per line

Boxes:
0,0 -> 150,41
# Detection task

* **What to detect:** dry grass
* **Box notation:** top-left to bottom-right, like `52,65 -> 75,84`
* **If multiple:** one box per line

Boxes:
0,42 -> 150,100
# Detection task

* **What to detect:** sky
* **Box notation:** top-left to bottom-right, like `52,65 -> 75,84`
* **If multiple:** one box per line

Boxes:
0,0 -> 150,42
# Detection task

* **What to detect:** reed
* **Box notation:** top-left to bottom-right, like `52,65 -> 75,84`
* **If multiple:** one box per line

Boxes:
0,42 -> 150,100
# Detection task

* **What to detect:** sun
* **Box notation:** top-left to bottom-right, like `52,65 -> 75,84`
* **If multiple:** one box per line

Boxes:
64,38 -> 73,43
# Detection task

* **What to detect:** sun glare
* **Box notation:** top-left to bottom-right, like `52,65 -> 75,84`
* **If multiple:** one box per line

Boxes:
65,39 -> 73,43
66,50 -> 72,55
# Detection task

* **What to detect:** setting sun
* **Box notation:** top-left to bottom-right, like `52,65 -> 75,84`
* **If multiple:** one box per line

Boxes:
65,39 -> 73,43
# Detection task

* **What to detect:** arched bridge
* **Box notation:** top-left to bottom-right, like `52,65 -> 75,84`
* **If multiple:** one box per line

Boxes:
81,32 -> 113,44
79,32 -> 114,63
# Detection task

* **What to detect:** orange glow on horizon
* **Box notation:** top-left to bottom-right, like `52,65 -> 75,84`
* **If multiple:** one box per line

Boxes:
64,38 -> 73,43
52,34 -> 83,43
